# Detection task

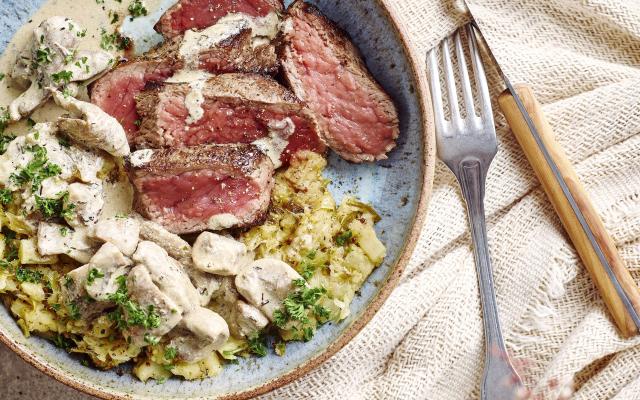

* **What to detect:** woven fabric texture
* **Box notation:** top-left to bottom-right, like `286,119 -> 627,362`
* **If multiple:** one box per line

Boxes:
259,0 -> 640,398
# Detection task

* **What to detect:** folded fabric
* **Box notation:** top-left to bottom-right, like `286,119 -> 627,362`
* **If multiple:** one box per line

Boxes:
262,0 -> 640,398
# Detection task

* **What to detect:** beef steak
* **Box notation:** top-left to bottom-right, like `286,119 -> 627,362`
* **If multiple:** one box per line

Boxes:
281,1 -> 399,162
135,73 -> 325,164
127,144 -> 274,234
156,0 -> 284,38
91,29 -> 278,142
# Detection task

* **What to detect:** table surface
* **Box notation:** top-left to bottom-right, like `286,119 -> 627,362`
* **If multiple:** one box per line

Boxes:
1,343 -> 93,399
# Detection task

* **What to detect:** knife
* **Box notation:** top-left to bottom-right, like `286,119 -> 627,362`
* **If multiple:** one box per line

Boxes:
471,22 -> 640,338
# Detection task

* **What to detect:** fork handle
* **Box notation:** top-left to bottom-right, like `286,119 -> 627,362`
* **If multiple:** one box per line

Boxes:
459,160 -> 524,400
498,84 -> 640,338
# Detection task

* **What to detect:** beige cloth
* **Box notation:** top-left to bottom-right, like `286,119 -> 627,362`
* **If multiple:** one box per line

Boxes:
260,0 -> 640,399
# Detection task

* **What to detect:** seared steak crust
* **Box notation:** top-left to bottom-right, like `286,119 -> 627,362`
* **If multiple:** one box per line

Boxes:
281,1 -> 399,162
128,144 -> 274,234
134,73 -> 325,163
156,0 -> 284,38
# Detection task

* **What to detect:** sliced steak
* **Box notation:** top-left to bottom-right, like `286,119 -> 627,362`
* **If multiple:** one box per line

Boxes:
156,0 -> 284,38
90,60 -> 174,137
91,29 -> 278,142
281,1 -> 399,162
127,144 -> 274,234
135,73 -> 325,164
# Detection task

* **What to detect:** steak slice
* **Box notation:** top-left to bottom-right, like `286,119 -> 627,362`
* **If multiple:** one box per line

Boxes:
135,73 -> 325,164
281,1 -> 399,162
127,144 -> 274,234
156,0 -> 284,39
91,29 -> 278,141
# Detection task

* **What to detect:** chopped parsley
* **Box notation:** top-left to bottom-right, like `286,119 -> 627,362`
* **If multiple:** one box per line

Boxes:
10,145 -> 62,190
108,275 -> 162,330
0,189 -> 12,205
15,267 -> 44,283
51,70 -> 73,85
67,302 -> 81,320
64,276 -> 74,289
0,106 -> 12,135
26,118 -> 36,128
35,191 -> 76,219
33,47 -> 53,67
164,346 -> 177,361
133,118 -> 142,127
53,333 -> 74,350
143,333 -> 160,345
128,0 -> 148,19
272,279 -> 330,343
299,250 -> 317,280
335,230 -> 353,246
109,11 -> 120,24
59,226 -> 69,237
0,73 -> 5,81
86,268 -> 105,285
247,332 -> 268,357
100,29 -> 132,51
274,342 -> 286,356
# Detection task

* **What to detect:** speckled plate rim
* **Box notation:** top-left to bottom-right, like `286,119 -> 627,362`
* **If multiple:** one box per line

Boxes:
0,0 -> 436,398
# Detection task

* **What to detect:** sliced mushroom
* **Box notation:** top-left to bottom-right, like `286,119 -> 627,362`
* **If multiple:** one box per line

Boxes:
236,300 -> 269,338
59,264 -> 111,320
125,265 -> 184,345
84,242 -> 132,301
37,222 -> 97,263
65,182 -> 104,228
52,89 -> 130,157
91,217 -> 140,256
167,307 -> 229,363
235,258 -> 302,320
9,17 -> 113,121
137,217 -> 221,306
192,232 -> 252,276
132,241 -> 201,310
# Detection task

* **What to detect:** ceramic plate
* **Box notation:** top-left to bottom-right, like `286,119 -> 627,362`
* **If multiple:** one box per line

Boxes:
0,0 -> 435,398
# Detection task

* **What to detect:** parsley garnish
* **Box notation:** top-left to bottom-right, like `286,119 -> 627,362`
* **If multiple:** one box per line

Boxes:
164,346 -> 177,361
67,302 -> 81,320
335,230 -> 353,246
51,70 -> 73,85
143,333 -> 160,345
33,47 -> 53,68
272,279 -> 329,343
299,250 -> 317,280
53,333 -> 73,350
0,189 -> 12,205
35,191 -> 76,219
128,0 -> 148,19
0,73 -> 5,81
87,268 -> 104,285
108,275 -> 162,330
247,332 -> 268,357
100,29 -> 131,51
10,145 -> 62,190
15,267 -> 43,283
64,276 -> 74,289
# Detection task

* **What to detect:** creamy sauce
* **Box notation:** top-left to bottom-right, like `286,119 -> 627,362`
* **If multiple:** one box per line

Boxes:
129,148 -> 154,167
252,118 -> 296,169
184,79 -> 206,125
178,11 -> 281,68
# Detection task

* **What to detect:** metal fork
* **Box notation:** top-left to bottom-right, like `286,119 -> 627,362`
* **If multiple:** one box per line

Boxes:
427,25 -> 525,400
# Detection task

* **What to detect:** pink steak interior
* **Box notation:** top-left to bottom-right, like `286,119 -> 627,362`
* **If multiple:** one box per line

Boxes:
91,63 -> 174,138
164,0 -> 281,36
290,12 -> 396,155
139,170 -> 259,222
156,98 -> 326,163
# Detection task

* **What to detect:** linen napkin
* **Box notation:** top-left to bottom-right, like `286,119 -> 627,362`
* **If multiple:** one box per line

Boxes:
261,0 -> 640,399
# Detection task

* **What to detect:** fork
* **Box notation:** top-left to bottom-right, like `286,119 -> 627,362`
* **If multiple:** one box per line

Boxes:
427,25 -> 525,400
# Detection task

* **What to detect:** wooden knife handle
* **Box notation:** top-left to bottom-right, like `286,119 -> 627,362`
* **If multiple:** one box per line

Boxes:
498,84 -> 640,337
